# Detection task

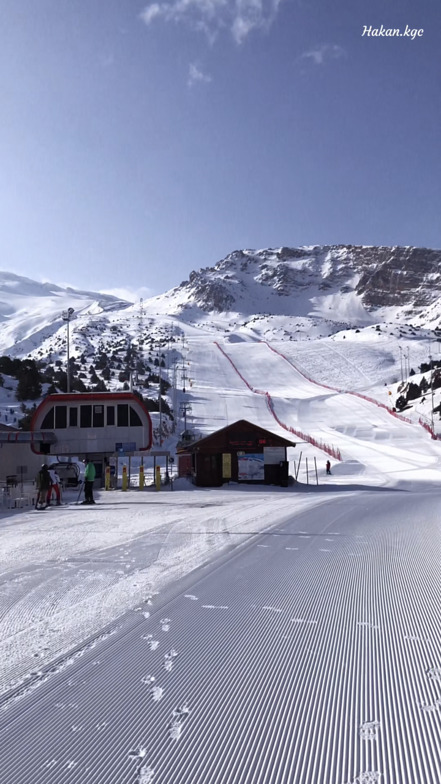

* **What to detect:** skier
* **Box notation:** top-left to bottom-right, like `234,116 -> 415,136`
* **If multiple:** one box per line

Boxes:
35,464 -> 51,509
48,468 -> 61,505
326,460 -> 331,475
83,458 -> 96,504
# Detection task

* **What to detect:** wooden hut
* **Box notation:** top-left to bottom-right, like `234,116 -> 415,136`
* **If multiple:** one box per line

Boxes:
177,419 -> 296,487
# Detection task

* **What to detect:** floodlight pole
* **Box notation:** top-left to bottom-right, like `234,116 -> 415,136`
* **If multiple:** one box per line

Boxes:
430,349 -> 435,435
62,307 -> 75,393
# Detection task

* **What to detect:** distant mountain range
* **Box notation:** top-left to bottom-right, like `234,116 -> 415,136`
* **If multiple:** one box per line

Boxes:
0,272 -> 131,357
1,244 -> 441,362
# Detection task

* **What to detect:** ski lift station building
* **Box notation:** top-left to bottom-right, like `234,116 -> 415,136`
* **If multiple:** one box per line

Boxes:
30,392 -> 153,472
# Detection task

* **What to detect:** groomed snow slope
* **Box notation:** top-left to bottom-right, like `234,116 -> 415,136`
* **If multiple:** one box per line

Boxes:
185,333 -> 441,486
2,318 -> 441,783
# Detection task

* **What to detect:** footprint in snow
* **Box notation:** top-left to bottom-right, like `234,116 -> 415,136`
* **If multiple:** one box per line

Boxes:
138,766 -> 155,783
43,760 -> 58,769
404,634 -> 428,643
359,720 -> 380,740
418,701 -> 441,712
184,594 -> 198,601
346,774 -> 381,784
160,618 -> 171,632
169,704 -> 190,742
152,686 -> 164,701
128,747 -> 148,761
427,667 -> 441,681
164,649 -> 178,671
142,634 -> 160,651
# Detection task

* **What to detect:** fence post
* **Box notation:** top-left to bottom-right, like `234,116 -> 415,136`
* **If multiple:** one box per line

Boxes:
295,451 -> 302,481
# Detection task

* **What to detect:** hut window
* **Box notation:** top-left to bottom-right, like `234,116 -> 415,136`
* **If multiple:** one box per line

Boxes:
80,405 -> 92,428
107,406 -> 115,426
41,407 -> 54,429
55,406 -> 67,429
69,407 -> 78,427
117,404 -> 129,427
130,406 -> 142,426
93,405 -> 104,427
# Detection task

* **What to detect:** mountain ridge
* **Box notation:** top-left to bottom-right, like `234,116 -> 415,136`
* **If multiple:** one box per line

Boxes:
154,244 -> 441,324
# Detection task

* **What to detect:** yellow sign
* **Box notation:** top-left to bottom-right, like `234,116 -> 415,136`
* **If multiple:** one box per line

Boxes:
222,453 -> 232,479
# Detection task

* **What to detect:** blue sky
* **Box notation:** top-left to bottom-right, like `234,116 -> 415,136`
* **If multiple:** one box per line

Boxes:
1,0 -> 440,301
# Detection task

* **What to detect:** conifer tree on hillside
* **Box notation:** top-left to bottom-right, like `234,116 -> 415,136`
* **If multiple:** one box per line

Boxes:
16,360 -> 42,401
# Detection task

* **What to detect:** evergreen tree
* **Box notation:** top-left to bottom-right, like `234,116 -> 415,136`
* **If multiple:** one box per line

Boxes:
16,360 -> 42,401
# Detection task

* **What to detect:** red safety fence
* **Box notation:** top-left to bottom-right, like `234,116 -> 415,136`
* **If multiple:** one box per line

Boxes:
214,342 -> 342,460
263,342 -> 436,440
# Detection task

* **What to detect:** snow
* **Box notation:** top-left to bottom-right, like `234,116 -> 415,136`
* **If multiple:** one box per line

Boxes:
2,319 -> 441,697
2,266 -> 441,697
0,271 -> 130,356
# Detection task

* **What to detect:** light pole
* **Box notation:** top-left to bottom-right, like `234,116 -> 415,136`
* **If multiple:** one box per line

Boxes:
62,307 -> 75,393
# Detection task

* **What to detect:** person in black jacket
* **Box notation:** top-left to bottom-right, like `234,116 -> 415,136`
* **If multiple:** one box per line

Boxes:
36,465 -> 51,509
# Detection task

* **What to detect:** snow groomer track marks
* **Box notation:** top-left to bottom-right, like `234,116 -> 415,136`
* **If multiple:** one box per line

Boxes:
2,491 -> 441,782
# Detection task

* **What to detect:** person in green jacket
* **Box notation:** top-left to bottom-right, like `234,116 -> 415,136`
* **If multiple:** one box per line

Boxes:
83,458 -> 96,504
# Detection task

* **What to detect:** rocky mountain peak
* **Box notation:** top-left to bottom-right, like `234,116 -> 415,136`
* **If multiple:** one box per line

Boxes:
171,244 -> 441,321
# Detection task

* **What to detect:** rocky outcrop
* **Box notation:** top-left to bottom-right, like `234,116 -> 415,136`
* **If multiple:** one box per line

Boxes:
172,245 -> 441,320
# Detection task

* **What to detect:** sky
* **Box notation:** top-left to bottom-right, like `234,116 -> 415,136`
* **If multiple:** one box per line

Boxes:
1,0 -> 440,301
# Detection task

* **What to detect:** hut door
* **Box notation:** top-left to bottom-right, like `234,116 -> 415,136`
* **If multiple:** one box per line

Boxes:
201,454 -> 222,486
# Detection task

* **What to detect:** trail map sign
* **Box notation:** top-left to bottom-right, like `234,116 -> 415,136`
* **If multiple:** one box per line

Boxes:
238,454 -> 264,481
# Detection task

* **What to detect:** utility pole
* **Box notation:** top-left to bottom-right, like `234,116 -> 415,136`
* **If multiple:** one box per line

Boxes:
180,402 -> 191,432
398,346 -> 404,382
171,360 -> 178,433
158,378 -> 163,445
181,363 -> 188,393
429,344 -> 435,435
430,357 -> 435,434
62,307 -> 75,393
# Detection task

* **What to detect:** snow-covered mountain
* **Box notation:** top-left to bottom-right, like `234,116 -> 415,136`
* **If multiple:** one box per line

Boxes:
0,271 -> 131,356
146,244 -> 441,331
1,245 -> 441,362
1,245 -> 441,438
